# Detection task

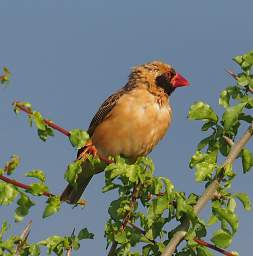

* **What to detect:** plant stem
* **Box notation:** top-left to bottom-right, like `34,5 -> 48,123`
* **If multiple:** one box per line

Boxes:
194,238 -> 236,256
0,174 -> 53,197
14,102 -> 70,137
14,101 -> 113,165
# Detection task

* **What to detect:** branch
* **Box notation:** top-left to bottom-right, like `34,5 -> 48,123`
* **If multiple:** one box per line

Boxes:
107,182 -> 142,256
14,102 -> 70,137
14,101 -> 113,165
162,122 -> 253,256
225,69 -> 238,80
0,174 -> 86,206
0,174 -> 53,197
194,238 -> 236,256
225,69 -> 253,94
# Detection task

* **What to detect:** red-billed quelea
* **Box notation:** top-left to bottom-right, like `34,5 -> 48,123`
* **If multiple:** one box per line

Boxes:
61,61 -> 190,203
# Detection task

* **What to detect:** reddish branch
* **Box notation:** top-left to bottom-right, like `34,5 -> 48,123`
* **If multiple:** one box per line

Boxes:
14,101 -> 113,165
194,238 -> 236,256
0,174 -> 86,205
0,174 -> 53,197
14,102 -> 70,137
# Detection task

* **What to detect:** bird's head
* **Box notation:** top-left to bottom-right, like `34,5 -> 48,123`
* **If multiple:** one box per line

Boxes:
129,61 -> 190,95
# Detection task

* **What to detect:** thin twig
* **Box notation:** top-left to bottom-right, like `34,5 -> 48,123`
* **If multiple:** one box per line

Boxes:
14,101 -> 113,165
162,122 -> 253,256
0,174 -> 86,206
225,69 -> 253,93
0,174 -> 53,197
194,238 -> 236,256
14,102 -> 70,137
225,69 -> 238,80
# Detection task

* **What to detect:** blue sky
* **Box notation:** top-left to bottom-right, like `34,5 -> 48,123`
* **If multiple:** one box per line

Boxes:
0,1 -> 253,255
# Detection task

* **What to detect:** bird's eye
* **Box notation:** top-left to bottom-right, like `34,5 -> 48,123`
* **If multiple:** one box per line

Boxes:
168,69 -> 176,81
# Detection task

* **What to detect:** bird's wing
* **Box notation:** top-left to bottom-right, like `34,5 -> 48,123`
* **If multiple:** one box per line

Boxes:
87,89 -> 126,136
77,89 -> 126,158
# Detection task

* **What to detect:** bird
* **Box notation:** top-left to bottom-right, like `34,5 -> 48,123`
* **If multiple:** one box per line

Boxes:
61,61 -> 189,203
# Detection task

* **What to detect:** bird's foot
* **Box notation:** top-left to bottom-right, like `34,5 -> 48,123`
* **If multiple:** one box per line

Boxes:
77,140 -> 98,161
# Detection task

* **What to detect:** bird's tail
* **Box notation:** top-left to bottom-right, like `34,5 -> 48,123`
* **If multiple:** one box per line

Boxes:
60,172 -> 93,204
60,146 -> 97,204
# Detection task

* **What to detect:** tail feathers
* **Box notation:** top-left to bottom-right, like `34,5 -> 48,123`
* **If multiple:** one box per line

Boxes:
60,175 -> 93,204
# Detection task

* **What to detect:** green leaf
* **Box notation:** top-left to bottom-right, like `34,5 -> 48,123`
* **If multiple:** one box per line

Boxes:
37,126 -> 54,141
201,122 -> 215,131
78,228 -> 94,240
237,74 -> 249,87
211,229 -> 232,248
234,192 -> 251,211
4,155 -> 20,175
29,244 -> 41,256
38,235 -> 66,254
33,111 -> 46,130
233,55 -> 243,65
15,193 -> 35,222
29,183 -> 48,196
195,162 -> 216,182
0,67 -> 11,85
197,135 -> 214,150
176,197 -> 194,220
0,221 -> 8,240
108,198 -> 130,221
227,198 -> 236,213
244,50 -> 253,65
212,206 -> 239,234
25,169 -> 46,182
64,160 -> 83,187
43,196 -> 61,218
241,148 -> 253,173
114,230 -> 128,244
188,101 -> 218,123
125,165 -> 139,183
219,89 -> 230,108
222,102 -> 247,130
189,151 -> 207,168
239,113 -> 253,123
0,183 -> 18,205
69,129 -> 90,149
207,214 -> 218,226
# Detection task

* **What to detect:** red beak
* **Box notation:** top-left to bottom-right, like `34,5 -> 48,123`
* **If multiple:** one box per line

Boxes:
171,73 -> 190,88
